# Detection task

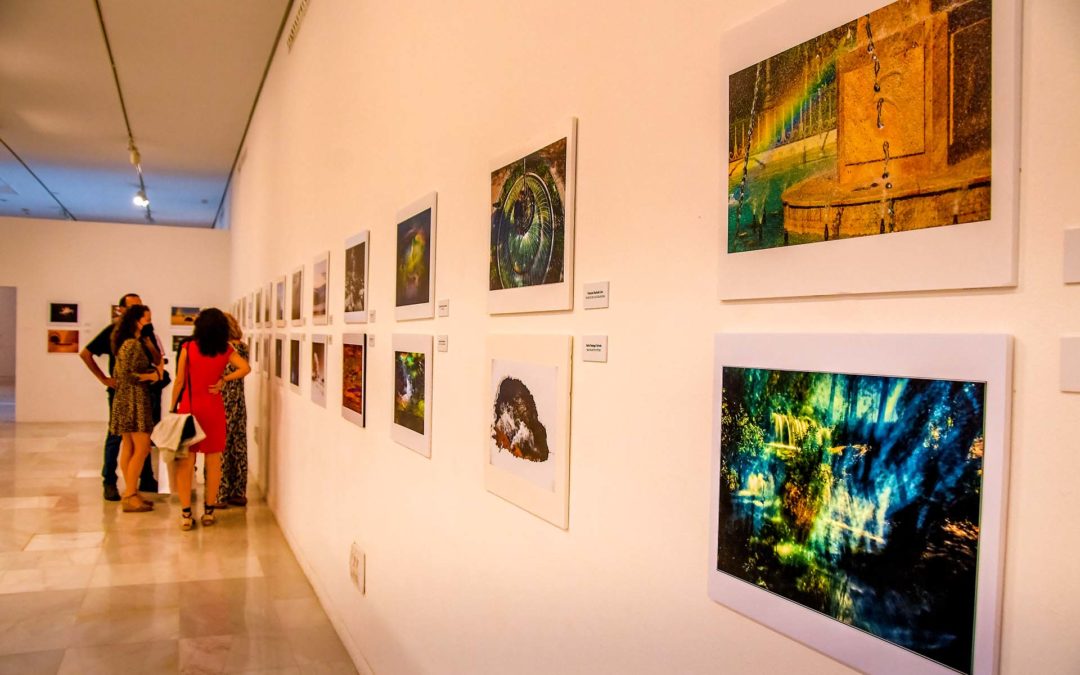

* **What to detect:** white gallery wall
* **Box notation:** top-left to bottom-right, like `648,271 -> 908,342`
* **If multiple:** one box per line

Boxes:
0,216 -> 230,422
225,1 -> 1080,673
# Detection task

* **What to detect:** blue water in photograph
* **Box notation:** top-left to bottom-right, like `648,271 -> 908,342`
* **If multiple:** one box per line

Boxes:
718,367 -> 986,673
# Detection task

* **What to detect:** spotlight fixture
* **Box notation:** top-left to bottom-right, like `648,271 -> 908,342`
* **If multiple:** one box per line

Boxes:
132,189 -> 149,207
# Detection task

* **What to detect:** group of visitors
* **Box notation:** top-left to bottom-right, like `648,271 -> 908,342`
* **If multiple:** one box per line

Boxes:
79,293 -> 251,530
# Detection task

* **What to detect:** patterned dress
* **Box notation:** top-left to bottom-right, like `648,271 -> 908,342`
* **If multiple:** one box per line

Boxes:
109,338 -> 154,434
218,341 -> 249,503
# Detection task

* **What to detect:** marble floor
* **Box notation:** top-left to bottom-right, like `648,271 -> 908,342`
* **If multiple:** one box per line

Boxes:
0,420 -> 357,675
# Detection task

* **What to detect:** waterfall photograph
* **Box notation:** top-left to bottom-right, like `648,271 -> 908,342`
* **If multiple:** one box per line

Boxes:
717,365 -> 986,673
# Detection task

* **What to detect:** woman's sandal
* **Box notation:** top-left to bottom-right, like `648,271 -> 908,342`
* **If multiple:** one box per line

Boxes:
201,504 -> 217,526
121,494 -> 152,513
180,507 -> 194,531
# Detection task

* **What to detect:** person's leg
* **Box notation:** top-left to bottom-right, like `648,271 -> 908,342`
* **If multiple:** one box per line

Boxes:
138,451 -> 157,492
202,452 -> 223,525
101,434 -> 122,500
175,454 -> 195,529
119,433 -> 152,513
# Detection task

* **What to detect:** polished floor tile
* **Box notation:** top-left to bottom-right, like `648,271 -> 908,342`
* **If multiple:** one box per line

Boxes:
0,420 -> 357,674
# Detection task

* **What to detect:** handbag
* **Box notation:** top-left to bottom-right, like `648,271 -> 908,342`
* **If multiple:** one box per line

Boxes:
150,347 -> 204,459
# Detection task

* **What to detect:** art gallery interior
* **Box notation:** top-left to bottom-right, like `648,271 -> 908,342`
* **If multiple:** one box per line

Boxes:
1,0 -> 1079,673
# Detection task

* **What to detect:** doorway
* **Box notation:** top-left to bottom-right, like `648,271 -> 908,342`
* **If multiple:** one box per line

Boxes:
0,286 -> 15,422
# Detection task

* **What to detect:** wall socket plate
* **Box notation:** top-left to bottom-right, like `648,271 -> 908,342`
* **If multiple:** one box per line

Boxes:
349,542 -> 365,594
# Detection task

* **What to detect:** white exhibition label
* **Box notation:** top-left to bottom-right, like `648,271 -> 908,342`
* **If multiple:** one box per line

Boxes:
437,335 -> 448,352
1065,228 -> 1080,284
1062,336 -> 1080,392
438,299 -> 450,317
368,335 -> 375,348
582,335 -> 608,363
583,282 -> 610,309
370,310 -> 376,323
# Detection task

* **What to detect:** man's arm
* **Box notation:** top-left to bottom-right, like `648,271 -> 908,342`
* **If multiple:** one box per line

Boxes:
79,348 -> 115,389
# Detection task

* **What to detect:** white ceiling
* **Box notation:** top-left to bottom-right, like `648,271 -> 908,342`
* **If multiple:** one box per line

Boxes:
0,0 -> 292,228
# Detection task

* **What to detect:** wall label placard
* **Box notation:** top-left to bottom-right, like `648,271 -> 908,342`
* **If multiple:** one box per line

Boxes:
582,335 -> 608,363
438,299 -> 450,317
583,282 -> 610,309
437,335 -> 448,352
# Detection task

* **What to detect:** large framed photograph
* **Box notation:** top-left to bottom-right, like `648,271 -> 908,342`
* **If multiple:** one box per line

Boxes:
290,266 -> 304,326
289,337 -> 302,392
312,252 -> 329,326
719,0 -> 1020,299
311,334 -> 328,407
48,302 -> 79,325
710,333 -> 1012,674
341,333 -> 368,427
395,194 -> 437,321
489,118 -> 577,315
344,230 -> 370,324
485,334 -> 573,529
275,277 -> 286,327
391,334 -> 432,456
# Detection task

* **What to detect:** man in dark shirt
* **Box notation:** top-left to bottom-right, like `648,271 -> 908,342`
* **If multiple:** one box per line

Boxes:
79,292 -> 157,501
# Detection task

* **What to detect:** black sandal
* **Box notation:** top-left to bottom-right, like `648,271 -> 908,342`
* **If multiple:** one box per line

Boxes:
201,504 -> 216,526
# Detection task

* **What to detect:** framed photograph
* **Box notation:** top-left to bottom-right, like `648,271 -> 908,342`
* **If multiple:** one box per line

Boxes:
710,333 -> 1013,675
344,230 -> 370,324
110,304 -> 124,320
170,306 -> 199,327
341,333 -> 368,427
312,251 -> 330,325
290,266 -> 304,326
719,0 -> 1021,299
395,193 -> 437,321
489,118 -> 577,315
46,329 -> 79,353
311,334 -> 328,407
48,302 -> 79,325
273,336 -> 284,381
485,334 -> 573,529
255,288 -> 264,328
170,333 -> 191,356
274,277 -> 287,327
262,335 -> 271,378
263,282 -> 272,325
289,337 -> 302,392
391,334 -> 433,456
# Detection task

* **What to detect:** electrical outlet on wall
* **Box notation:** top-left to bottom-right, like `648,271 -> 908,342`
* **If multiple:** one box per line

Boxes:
348,542 -> 366,594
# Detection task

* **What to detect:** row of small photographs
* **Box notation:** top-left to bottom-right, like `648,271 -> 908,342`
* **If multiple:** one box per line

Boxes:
232,118 -> 579,327
46,314 -> 196,354
45,302 -> 203,327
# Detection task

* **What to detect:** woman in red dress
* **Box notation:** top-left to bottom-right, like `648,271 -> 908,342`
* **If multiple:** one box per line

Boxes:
170,308 -> 250,530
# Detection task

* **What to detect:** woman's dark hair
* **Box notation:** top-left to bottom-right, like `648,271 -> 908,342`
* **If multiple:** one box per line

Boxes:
192,308 -> 230,357
111,304 -> 150,354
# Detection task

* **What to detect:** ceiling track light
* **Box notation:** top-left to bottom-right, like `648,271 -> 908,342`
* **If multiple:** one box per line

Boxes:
132,188 -> 149,207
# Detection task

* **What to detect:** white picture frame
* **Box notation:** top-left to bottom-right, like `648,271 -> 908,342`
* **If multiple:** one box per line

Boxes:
710,333 -> 1012,675
274,277 -> 286,327
344,230 -> 371,324
391,333 -> 433,456
263,282 -> 272,326
290,266 -> 305,326
47,302 -> 80,325
394,193 -> 437,321
312,251 -> 330,326
488,118 -> 577,315
273,335 -> 284,382
310,334 -> 328,407
288,336 -> 302,392
717,0 -> 1021,300
485,334 -> 573,529
341,333 -> 368,427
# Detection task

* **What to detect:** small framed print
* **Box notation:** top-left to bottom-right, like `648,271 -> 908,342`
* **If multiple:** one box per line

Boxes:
311,334 -> 328,407
48,302 -> 79,325
344,230 -> 370,324
46,329 -> 79,353
273,335 -> 284,382
394,193 -> 437,321
485,334 -> 573,529
391,334 -> 433,456
289,337 -> 302,391
110,304 -> 124,320
255,288 -> 264,328
341,333 -> 368,427
263,282 -> 272,325
312,252 -> 330,326
275,277 -> 287,327
488,118 -> 578,315
290,266 -> 304,326
171,306 -> 200,327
